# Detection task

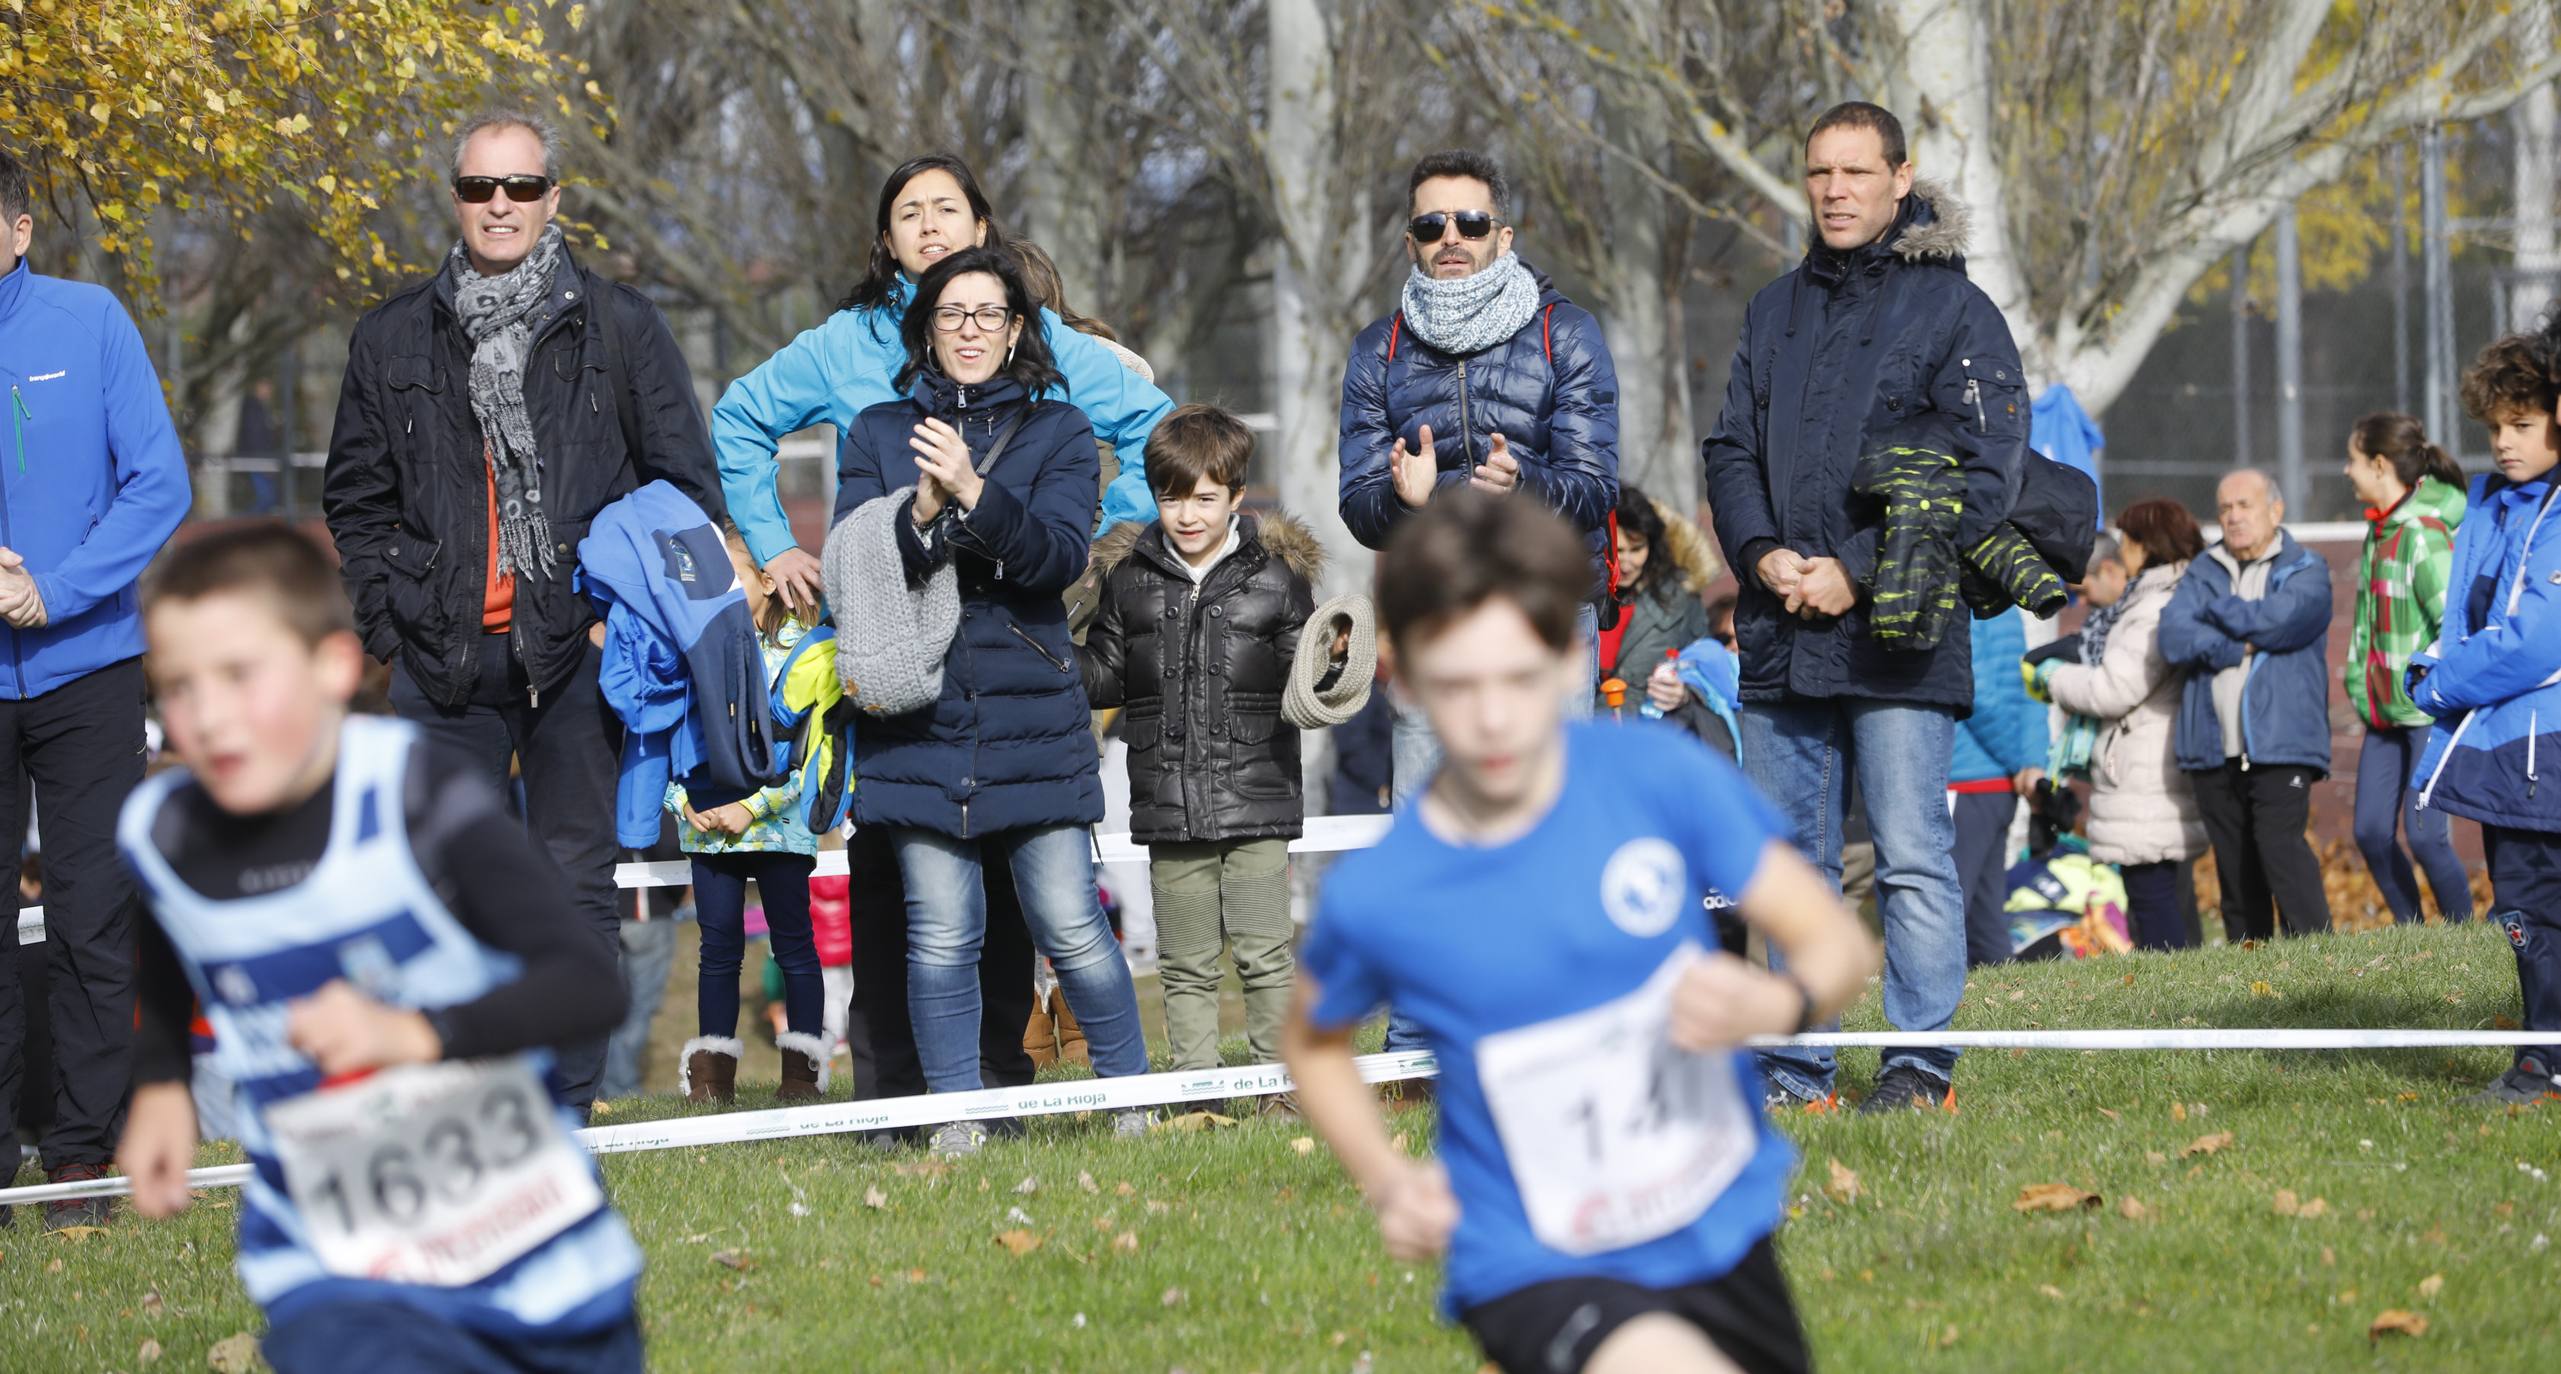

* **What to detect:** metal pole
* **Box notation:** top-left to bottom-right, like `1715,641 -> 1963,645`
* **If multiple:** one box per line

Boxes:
2422,124 -> 2452,445
2392,140 -> 2412,415
2231,244 -> 2252,467
2275,206 -> 2305,511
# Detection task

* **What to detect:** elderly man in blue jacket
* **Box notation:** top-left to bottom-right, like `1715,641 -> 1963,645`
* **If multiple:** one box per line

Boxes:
1336,147 -> 1620,1072
2158,467 -> 2334,941
0,146 -> 192,1229
1703,102 -> 2028,1115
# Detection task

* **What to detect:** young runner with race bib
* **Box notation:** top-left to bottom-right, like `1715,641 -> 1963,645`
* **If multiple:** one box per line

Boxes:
113,527 -> 645,1373
1285,491 -> 1879,1374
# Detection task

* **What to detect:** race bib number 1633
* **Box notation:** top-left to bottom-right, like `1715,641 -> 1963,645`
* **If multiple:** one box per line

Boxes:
264,1060 -> 599,1286
1475,942 -> 1756,1256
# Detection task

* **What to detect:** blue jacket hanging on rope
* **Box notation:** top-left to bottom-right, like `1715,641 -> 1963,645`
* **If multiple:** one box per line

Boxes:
578,480 -> 785,845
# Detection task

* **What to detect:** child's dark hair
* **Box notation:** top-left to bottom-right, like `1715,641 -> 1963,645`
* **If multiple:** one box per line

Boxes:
1613,484 -> 1667,590
1378,490 -> 1587,655
144,524 -> 354,646
1146,404 -> 1254,501
894,245 -> 1064,397
2351,412 -> 2465,490
2460,333 -> 2559,425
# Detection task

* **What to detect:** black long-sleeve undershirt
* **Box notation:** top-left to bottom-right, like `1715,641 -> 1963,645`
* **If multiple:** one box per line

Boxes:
132,740 -> 626,1086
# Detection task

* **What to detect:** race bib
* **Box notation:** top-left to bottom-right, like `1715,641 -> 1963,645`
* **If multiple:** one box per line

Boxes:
1475,942 -> 1757,1255
264,1060 -> 600,1286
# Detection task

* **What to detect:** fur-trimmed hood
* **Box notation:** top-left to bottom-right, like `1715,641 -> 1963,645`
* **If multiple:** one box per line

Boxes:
1094,510 -> 1326,585
1890,180 -> 1970,263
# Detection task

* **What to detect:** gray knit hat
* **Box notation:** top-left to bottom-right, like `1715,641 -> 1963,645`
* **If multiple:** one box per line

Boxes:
1283,593 -> 1378,729
822,490 -> 961,716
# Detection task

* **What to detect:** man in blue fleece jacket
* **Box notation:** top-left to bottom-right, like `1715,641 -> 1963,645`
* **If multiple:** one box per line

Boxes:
0,145 -> 194,1229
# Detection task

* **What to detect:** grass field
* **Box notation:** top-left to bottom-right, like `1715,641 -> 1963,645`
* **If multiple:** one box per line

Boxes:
6,921 -> 2559,1373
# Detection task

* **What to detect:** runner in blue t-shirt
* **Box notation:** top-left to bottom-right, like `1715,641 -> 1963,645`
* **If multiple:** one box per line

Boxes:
1285,492 -> 1878,1374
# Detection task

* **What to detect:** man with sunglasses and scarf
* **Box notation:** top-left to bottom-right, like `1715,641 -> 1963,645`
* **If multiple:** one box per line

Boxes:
1338,149 -> 1620,1086
323,112 -> 725,1116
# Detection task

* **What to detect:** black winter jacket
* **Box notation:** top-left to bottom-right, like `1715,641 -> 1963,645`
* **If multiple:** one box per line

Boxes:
832,374 -> 1104,839
1338,263 -> 1620,587
324,248 -> 726,708
1702,185 -> 2028,715
1082,513 -> 1326,844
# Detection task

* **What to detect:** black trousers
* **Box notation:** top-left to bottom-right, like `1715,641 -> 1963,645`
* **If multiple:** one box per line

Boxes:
842,824 -> 1036,1104
390,635 -> 622,1113
2119,860 -> 2201,951
1951,788 -> 2019,967
2486,825 -> 2561,1063
0,658 -> 148,1171
2188,761 -> 2332,940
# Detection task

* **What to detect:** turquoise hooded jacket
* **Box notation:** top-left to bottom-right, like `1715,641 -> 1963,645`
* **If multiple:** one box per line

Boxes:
711,278 -> 1171,563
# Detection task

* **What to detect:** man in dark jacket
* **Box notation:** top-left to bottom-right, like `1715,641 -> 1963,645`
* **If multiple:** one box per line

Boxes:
322,112 -> 725,1113
0,144 -> 192,1228
1336,147 -> 1620,1066
1703,102 -> 2027,1114
2157,468 -> 2333,939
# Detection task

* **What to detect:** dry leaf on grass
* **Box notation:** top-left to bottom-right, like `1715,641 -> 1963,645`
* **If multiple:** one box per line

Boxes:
1014,1176 -> 1039,1195
137,1338 -> 162,1365
2418,1273 -> 2445,1300
2014,1183 -> 2102,1213
2171,1102 -> 2188,1122
710,1249 -> 754,1271
2273,1190 -> 2300,1216
2368,1309 -> 2429,1341
2298,1197 -> 2330,1219
2038,1284 -> 2067,1301
2250,980 -> 2280,999
2182,1132 -> 2235,1158
1292,1136 -> 1317,1156
2119,1196 -> 2147,1220
1114,1181 -> 1137,1198
207,1332 -> 260,1374
140,1291 -> 164,1317
1153,1111 -> 1237,1134
46,1225 -> 105,1242
1111,1231 -> 1140,1255
2096,1107 -> 2120,1121
994,1229 -> 1043,1257
862,1186 -> 888,1210
1161,1287 -> 1186,1308
1824,1159 -> 1862,1204
1077,1171 -> 1099,1194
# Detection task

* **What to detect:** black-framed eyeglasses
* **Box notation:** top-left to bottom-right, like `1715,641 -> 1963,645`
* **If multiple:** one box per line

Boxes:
932,305 -> 1015,334
1408,210 -> 1501,243
452,175 -> 556,204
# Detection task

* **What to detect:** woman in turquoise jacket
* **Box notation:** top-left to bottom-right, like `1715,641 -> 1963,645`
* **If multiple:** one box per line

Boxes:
711,154 -> 1173,612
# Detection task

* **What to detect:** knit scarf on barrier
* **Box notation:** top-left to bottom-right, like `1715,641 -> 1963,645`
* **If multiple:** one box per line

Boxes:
447,223 -> 566,579
1399,253 -> 1540,356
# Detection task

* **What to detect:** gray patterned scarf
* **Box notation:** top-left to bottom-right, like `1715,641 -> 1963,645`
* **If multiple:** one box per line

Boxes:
1400,251 -> 1541,356
447,224 -> 566,579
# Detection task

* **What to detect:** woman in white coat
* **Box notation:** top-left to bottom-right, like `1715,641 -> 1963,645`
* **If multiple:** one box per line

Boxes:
2036,500 -> 2212,950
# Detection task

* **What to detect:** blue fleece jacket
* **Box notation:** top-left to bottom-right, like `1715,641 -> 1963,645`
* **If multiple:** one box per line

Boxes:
710,280 -> 1172,565
1952,608 -> 2048,783
2411,474 -> 2561,832
578,481 -> 784,846
0,259 -> 191,699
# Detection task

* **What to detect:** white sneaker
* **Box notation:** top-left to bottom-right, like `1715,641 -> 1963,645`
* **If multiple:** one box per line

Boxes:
929,1121 -> 989,1158
1111,1108 -> 1151,1140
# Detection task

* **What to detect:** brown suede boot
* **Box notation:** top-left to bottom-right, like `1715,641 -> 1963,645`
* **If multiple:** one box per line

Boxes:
680,1036 -> 741,1105
775,1032 -> 830,1102
1050,987 -> 1090,1068
1024,1000 -> 1059,1070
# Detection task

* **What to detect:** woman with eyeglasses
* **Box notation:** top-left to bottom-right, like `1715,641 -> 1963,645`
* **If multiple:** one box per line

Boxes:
711,154 -> 1173,616
827,247 -> 1150,1156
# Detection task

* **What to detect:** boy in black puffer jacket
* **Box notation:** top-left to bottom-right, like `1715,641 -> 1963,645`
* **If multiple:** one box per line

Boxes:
1081,406 -> 1349,1088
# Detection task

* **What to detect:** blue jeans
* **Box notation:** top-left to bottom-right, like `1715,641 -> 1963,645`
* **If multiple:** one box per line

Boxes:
893,825 -> 1148,1091
1382,603 -> 1600,1054
2355,726 -> 2475,924
1742,697 -> 1964,1098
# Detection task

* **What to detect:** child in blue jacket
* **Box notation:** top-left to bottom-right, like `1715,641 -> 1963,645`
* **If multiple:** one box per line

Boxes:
2413,334 -> 2561,1107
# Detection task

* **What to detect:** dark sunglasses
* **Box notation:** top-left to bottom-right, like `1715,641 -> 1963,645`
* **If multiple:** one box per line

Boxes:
452,175 -> 556,204
1408,210 -> 1501,243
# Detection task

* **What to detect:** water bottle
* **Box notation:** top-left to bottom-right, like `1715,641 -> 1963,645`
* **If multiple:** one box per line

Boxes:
1636,648 -> 1678,720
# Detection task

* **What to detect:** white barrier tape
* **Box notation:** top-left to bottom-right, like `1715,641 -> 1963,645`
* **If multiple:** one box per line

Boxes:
15,1026 -> 2561,1207
0,1050 -> 1440,1207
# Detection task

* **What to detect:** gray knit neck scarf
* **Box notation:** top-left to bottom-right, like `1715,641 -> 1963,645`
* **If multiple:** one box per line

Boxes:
1400,252 -> 1540,356
447,223 -> 566,580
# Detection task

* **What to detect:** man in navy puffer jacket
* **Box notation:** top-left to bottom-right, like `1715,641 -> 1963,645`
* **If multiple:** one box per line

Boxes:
1336,148 -> 1620,1069
1702,103 -> 2029,1116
